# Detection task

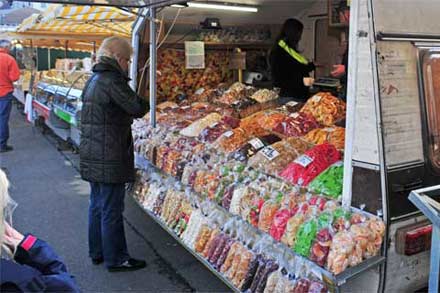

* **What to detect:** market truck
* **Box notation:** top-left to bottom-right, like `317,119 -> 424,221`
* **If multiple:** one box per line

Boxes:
21,0 -> 440,292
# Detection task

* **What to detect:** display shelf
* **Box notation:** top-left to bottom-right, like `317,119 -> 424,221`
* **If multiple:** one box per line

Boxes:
133,154 -> 386,290
53,105 -> 77,126
131,196 -> 241,293
162,42 -> 272,50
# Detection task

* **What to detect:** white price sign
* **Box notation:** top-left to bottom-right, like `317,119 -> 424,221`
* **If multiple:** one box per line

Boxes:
223,130 -> 234,138
294,155 -> 313,167
260,146 -> 280,161
249,138 -> 265,150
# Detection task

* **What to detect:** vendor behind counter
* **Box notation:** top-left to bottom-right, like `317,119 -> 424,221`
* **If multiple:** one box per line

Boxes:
270,18 -> 315,103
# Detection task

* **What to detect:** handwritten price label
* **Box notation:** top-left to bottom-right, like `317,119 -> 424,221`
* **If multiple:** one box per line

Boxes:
249,138 -> 265,150
260,146 -> 280,161
223,130 -> 234,138
294,155 -> 313,167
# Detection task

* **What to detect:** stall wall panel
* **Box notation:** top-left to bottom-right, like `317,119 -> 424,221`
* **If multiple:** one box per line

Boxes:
376,42 -> 424,168
373,0 -> 440,35
352,0 -> 380,165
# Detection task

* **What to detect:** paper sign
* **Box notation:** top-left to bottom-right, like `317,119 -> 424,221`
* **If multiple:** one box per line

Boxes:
295,155 -> 313,167
260,146 -> 280,161
290,112 -> 300,119
312,95 -> 322,103
286,101 -> 299,107
249,138 -> 265,150
185,41 -> 205,69
223,130 -> 234,138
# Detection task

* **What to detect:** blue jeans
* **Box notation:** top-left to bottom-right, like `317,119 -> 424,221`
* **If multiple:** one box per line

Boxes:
88,182 -> 130,267
0,93 -> 13,149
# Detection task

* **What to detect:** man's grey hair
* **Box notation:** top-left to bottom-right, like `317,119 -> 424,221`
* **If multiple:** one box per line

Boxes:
0,40 -> 11,50
97,37 -> 132,61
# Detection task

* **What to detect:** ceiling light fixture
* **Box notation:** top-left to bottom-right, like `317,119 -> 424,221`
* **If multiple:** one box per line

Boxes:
185,2 -> 258,13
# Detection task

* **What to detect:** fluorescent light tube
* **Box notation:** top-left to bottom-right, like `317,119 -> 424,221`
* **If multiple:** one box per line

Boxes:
187,2 -> 258,13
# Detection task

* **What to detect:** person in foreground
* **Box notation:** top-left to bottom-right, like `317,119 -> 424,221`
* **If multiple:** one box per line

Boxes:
0,170 -> 80,292
0,40 -> 20,153
79,37 -> 149,272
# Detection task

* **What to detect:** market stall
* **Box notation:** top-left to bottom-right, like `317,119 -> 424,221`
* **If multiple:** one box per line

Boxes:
128,1 -> 387,292
11,3 -> 135,146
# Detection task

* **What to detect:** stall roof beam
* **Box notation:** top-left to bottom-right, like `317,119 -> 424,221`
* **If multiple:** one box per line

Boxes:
14,0 -> 185,8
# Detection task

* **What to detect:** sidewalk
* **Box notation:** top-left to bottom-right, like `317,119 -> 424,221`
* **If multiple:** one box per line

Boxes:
0,104 -> 230,293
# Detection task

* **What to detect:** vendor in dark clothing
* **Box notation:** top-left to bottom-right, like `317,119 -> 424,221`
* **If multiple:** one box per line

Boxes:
270,18 -> 315,102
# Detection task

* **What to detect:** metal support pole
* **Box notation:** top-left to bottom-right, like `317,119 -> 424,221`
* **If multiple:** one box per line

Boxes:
149,8 -> 157,128
429,226 -> 439,293
130,8 -> 148,91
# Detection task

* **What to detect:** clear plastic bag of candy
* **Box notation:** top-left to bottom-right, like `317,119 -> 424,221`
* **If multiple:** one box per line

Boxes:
293,219 -> 318,257
308,162 -> 344,200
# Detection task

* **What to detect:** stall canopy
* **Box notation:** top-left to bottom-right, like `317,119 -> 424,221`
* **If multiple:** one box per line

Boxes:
14,0 -> 184,8
16,4 -> 136,39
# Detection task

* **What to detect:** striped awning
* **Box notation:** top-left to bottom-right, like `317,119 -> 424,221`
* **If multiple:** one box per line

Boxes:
17,4 -> 135,39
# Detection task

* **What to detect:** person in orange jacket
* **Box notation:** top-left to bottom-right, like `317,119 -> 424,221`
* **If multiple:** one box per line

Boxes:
0,40 -> 20,153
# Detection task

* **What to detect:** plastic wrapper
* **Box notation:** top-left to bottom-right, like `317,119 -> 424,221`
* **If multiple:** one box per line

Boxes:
254,260 -> 279,293
180,113 -> 222,137
194,225 -> 212,253
327,230 -> 354,274
240,111 -> 267,130
249,197 -> 266,227
310,228 -> 333,267
221,242 -> 241,274
269,209 -> 294,241
215,238 -> 235,270
348,224 -> 370,267
229,186 -> 248,215
257,112 -> 288,131
202,229 -> 220,258
303,127 -> 345,149
221,184 -> 235,210
272,112 -> 319,137
248,138 -> 312,177
294,219 -> 318,257
215,128 -> 250,154
293,278 -> 311,293
365,218 -> 385,258
231,134 -> 281,162
241,254 -> 261,291
226,244 -> 245,280
198,121 -> 231,143
332,207 -> 352,233
209,234 -> 229,264
206,232 -> 224,261
250,89 -> 279,103
300,92 -> 346,126
308,163 -> 344,199
249,257 -> 268,292
308,281 -> 327,293
281,212 -> 306,248
279,143 -> 341,186
258,199 -> 282,233
263,270 -> 282,293
232,250 -> 256,288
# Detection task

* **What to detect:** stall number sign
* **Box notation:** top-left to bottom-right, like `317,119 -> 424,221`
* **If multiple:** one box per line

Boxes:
185,41 -> 205,69
249,138 -> 265,150
260,146 -> 280,161
295,155 -> 314,167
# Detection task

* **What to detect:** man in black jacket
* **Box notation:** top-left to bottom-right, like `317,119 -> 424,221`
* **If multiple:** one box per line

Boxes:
79,37 -> 149,272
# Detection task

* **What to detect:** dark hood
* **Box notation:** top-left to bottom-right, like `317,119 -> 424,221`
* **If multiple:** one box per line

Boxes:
92,56 -> 130,81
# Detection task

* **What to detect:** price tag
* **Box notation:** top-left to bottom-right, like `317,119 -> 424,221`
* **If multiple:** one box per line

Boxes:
294,155 -> 313,167
286,101 -> 299,107
223,130 -> 234,138
249,138 -> 265,150
290,112 -> 300,119
312,95 -> 322,103
181,106 -> 190,110
210,122 -> 219,128
260,146 -> 280,161
324,127 -> 335,132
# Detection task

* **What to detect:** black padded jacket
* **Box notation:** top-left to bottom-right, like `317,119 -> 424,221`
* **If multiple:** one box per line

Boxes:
79,57 -> 148,184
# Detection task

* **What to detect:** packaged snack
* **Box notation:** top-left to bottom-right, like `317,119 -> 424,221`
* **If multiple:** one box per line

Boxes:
226,245 -> 245,280
221,184 -> 236,210
293,219 -> 318,257
308,163 -> 344,199
250,89 -> 279,103
263,270 -> 282,293
215,128 -> 250,154
332,207 -> 352,232
206,232 -> 224,261
310,228 -> 333,267
215,238 -> 235,270
248,138 -> 312,177
365,218 -> 385,258
281,212 -> 306,248
194,225 -> 212,253
300,92 -> 346,126
269,209 -> 294,241
209,234 -> 229,264
303,127 -> 345,150
180,113 -> 223,137
255,260 -> 279,293
249,197 -> 266,227
232,250 -> 256,288
279,143 -> 341,186
327,230 -> 354,274
258,198 -> 282,233
202,229 -> 220,258
198,121 -> 231,143
308,281 -> 327,293
241,254 -> 261,291
293,278 -> 311,293
249,257 -> 268,292
272,112 -> 319,137
230,134 -> 281,162
220,242 -> 241,274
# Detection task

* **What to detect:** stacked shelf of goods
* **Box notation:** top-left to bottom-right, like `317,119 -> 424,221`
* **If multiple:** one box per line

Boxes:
131,83 -> 386,293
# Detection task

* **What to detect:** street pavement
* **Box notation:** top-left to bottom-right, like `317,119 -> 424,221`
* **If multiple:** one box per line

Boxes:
0,103 -> 230,293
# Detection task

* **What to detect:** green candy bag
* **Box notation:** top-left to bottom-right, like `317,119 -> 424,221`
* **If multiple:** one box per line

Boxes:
293,219 -> 318,257
308,163 -> 344,199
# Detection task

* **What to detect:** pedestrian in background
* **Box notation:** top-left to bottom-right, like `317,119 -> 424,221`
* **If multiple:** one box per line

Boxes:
0,40 -> 20,153
79,36 -> 149,272
0,170 -> 80,292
